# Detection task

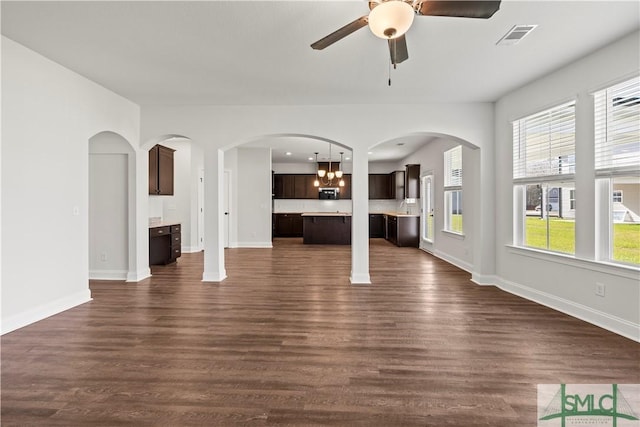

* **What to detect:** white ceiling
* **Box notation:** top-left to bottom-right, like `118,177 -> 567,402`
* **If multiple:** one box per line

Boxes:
2,0 -> 639,162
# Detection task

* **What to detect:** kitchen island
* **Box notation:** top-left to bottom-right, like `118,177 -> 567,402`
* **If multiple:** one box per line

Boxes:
301,212 -> 351,245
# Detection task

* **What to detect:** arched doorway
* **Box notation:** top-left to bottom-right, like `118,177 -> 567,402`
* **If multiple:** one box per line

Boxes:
88,131 -> 135,280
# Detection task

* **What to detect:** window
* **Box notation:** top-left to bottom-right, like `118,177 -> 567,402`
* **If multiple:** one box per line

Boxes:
613,190 -> 623,203
444,146 -> 463,234
569,189 -> 576,210
513,101 -> 576,254
594,76 -> 640,266
421,174 -> 434,242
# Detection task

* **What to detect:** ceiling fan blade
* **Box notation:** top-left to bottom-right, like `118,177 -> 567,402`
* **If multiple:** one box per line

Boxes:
388,35 -> 409,67
417,1 -> 501,19
311,16 -> 369,50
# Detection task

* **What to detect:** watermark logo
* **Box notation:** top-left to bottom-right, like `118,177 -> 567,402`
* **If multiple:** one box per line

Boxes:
538,384 -> 640,426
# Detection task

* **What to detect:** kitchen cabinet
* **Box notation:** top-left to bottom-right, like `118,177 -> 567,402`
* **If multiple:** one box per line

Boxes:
369,174 -> 391,199
369,214 -> 385,238
302,213 -> 351,245
272,174 -> 350,199
149,223 -> 181,265
339,174 -> 351,200
384,214 -> 419,247
405,164 -> 420,199
273,174 -> 295,199
149,144 -> 175,195
273,213 -> 303,237
390,170 -> 405,200
294,175 -> 318,199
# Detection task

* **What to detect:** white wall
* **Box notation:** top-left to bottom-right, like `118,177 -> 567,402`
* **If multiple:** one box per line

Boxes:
89,154 -> 128,277
1,37 -> 141,334
236,147 -> 272,247
494,31 -> 640,340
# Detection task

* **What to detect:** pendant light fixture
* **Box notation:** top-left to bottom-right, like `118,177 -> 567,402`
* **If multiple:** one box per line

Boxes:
315,143 -> 344,187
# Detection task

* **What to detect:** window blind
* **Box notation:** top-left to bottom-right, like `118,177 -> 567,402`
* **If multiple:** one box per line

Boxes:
444,146 -> 462,188
513,101 -> 575,181
594,76 -> 640,175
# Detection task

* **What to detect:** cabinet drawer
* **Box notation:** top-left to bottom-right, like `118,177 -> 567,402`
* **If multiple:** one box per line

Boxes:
171,224 -> 181,233
171,233 -> 181,246
171,247 -> 182,258
149,226 -> 171,237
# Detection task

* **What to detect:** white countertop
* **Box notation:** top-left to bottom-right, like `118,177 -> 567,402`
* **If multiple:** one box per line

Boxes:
149,221 -> 180,228
301,212 -> 352,217
382,212 -> 420,218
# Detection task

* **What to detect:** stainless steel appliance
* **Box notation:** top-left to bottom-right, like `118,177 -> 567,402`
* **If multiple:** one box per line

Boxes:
319,188 -> 339,200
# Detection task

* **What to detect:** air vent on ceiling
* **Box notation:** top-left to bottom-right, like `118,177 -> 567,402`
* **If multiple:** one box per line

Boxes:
496,24 -> 537,46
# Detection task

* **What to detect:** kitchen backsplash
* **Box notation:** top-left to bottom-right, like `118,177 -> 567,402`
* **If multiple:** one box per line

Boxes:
274,199 -> 418,214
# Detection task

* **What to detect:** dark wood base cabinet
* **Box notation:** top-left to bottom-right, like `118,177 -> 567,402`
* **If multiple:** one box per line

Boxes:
385,215 -> 419,247
273,213 -> 303,237
149,224 -> 181,265
369,214 -> 385,238
302,215 -> 351,245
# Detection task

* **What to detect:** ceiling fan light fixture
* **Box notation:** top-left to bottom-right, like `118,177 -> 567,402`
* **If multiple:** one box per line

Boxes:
368,1 -> 414,40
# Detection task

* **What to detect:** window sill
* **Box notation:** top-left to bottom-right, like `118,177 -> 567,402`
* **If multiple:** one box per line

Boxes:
442,230 -> 465,240
506,245 -> 640,280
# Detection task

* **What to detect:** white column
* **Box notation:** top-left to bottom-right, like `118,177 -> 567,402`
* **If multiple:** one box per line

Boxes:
350,146 -> 371,284
128,148 -> 151,282
202,146 -> 227,282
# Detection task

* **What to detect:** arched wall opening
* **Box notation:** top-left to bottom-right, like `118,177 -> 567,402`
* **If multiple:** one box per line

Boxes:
224,133 -> 355,250
143,134 -> 205,256
88,131 -> 136,281
368,131 -> 486,277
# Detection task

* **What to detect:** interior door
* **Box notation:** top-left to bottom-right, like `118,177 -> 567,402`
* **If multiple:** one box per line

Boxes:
224,170 -> 230,248
198,169 -> 204,251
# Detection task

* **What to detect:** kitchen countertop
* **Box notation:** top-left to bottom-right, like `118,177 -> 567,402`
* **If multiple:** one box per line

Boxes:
382,212 -> 420,217
149,221 -> 181,228
301,212 -> 352,217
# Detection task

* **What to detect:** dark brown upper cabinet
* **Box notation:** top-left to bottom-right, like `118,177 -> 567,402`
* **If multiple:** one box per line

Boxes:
369,174 -> 391,199
273,173 -> 350,199
390,170 -> 405,200
149,144 -> 175,195
405,164 -> 420,199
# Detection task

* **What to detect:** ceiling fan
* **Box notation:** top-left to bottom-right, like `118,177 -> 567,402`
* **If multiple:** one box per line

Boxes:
311,0 -> 501,67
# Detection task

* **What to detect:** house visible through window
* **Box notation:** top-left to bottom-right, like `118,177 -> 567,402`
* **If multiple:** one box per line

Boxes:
513,101 -> 576,255
594,75 -> 640,266
613,190 -> 623,203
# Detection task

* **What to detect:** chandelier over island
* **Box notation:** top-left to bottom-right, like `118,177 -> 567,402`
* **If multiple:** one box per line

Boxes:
314,144 -> 345,187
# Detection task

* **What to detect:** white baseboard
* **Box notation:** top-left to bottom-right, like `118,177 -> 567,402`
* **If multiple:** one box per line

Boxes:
127,268 -> 151,282
431,249 -> 473,273
181,246 -> 201,253
235,242 -> 273,248
202,270 -> 227,282
350,272 -> 372,285
494,276 -> 640,342
1,289 -> 92,335
89,269 -> 127,281
471,273 -> 499,286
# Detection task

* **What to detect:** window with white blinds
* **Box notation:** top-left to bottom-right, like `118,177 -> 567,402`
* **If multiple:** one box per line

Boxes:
513,101 -> 576,181
444,146 -> 462,188
594,76 -> 640,175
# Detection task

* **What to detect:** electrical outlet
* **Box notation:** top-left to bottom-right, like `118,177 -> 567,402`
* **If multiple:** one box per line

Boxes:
595,282 -> 606,297
100,252 -> 107,262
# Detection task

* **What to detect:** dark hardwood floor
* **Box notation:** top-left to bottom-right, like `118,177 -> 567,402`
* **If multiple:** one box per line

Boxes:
2,238 -> 638,426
